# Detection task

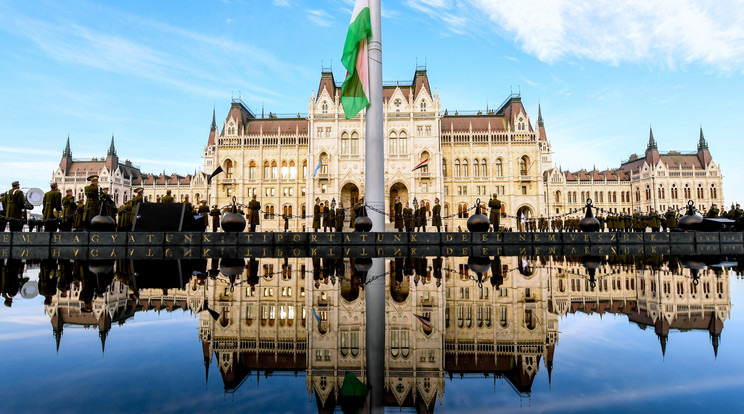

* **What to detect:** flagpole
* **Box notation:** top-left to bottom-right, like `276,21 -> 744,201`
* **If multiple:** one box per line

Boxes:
365,1 -> 385,413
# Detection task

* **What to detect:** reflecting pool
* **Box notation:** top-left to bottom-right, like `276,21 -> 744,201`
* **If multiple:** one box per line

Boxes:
1,254 -> 743,413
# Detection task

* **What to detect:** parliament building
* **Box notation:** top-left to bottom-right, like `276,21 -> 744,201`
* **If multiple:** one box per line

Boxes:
52,67 -> 724,231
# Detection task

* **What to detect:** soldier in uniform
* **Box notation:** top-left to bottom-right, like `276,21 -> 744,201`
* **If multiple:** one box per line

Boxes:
183,195 -> 193,216
131,188 -> 145,211
665,207 -> 678,231
733,203 -> 743,221
162,189 -> 174,203
394,196 -> 403,232
82,175 -> 100,228
117,201 -> 131,232
74,199 -> 85,230
197,201 -> 210,231
432,198 -> 442,232
418,202 -> 427,232
412,200 -> 420,232
327,201 -> 336,232
488,193 -> 502,232
706,203 -> 720,218
322,201 -> 332,232
313,197 -> 322,232
0,193 -> 6,232
5,181 -> 26,232
282,209 -> 290,232
59,189 -> 76,232
335,202 -> 345,232
247,194 -> 261,232
648,209 -> 661,232
403,202 -> 413,232
210,205 -> 221,232
42,182 -> 62,232
100,188 -> 117,218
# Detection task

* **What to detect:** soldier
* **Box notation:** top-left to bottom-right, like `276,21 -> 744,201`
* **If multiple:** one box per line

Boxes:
82,175 -> 100,228
0,193 -> 6,232
431,198 -> 442,232
665,207 -> 678,231
5,181 -> 26,232
335,202 -> 345,232
183,195 -> 193,216
648,209 -> 661,232
313,197 -> 322,232
247,194 -> 261,232
59,189 -> 76,232
161,189 -> 174,203
403,202 -> 413,232
394,196 -> 403,232
73,199 -> 85,230
733,203 -> 743,221
100,188 -> 117,218
412,200 -> 420,232
706,203 -> 720,218
418,202 -> 427,232
210,205 -> 221,232
327,201 -> 336,232
488,193 -> 502,232
117,201 -> 131,232
282,209 -> 290,232
197,201 -> 210,231
42,183 -> 62,232
131,187 -> 145,211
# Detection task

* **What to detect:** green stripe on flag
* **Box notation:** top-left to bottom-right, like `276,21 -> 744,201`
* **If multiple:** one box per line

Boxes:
340,5 -> 371,119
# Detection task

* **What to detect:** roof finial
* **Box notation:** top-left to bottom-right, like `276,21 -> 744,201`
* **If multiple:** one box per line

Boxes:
647,126 -> 657,151
537,102 -> 544,127
698,125 -> 708,150
107,133 -> 117,157
63,135 -> 72,157
211,106 -> 217,131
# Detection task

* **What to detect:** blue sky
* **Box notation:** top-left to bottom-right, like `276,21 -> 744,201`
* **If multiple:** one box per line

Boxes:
1,0 -> 743,206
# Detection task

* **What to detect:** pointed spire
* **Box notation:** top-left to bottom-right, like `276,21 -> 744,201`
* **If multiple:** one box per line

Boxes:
54,327 -> 63,353
100,329 -> 108,356
647,126 -> 657,151
658,333 -> 667,358
107,134 -> 117,157
63,135 -> 72,158
211,106 -> 217,131
537,103 -> 544,127
698,126 -> 708,150
711,332 -> 720,359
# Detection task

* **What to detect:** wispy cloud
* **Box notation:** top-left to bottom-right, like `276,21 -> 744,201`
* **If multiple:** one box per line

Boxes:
406,0 -> 471,35
272,0 -> 290,6
471,0 -> 744,71
307,9 -> 332,27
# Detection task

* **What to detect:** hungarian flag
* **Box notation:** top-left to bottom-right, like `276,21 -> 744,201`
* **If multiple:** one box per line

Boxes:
412,158 -> 429,172
340,0 -> 371,119
414,313 -> 431,330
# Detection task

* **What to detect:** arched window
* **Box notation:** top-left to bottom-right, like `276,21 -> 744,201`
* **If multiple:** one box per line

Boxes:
225,160 -> 234,179
289,160 -> 297,179
321,101 -> 328,113
458,203 -> 469,218
555,191 -> 561,203
710,184 -> 717,199
388,131 -> 397,155
635,188 -> 641,202
302,160 -> 307,178
462,159 -> 469,177
658,186 -> 665,199
283,204 -> 293,217
473,159 -> 479,177
398,131 -> 407,154
350,131 -> 359,154
281,161 -> 289,179
320,153 -> 328,174
495,159 -> 503,177
621,192 -> 625,203
341,131 -> 350,155
454,159 -> 461,177
442,158 -> 448,177
264,205 -> 275,219
671,185 -> 678,199
519,156 -> 529,176
697,184 -> 704,199
420,101 -> 427,111
683,184 -> 691,199
271,161 -> 278,179
481,158 -> 487,176
263,161 -> 270,179
249,161 -> 256,180
645,185 -> 651,201
420,151 -> 430,173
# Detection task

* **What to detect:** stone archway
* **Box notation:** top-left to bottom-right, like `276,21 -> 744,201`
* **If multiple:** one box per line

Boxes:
341,182 -> 360,209
389,182 -> 409,223
516,205 -> 534,231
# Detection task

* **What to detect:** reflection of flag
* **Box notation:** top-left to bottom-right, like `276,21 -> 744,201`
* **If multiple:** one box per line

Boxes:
312,160 -> 323,178
311,308 -> 322,328
340,0 -> 371,119
414,313 -> 431,330
412,158 -> 429,172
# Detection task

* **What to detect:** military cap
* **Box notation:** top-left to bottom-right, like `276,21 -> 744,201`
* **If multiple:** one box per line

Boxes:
134,187 -> 144,193
11,181 -> 19,187
87,175 -> 99,181
50,182 -> 58,188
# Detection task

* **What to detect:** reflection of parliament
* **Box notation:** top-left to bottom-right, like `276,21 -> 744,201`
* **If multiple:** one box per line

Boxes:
42,256 -> 730,411
52,67 -> 724,230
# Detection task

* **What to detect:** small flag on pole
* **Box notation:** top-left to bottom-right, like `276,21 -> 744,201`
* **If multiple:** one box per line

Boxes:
414,313 -> 431,330
412,158 -> 429,172
312,160 -> 323,178
311,308 -> 323,328
340,0 -> 372,119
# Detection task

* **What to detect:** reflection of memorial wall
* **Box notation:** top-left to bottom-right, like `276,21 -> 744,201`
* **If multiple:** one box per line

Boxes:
547,257 -> 731,356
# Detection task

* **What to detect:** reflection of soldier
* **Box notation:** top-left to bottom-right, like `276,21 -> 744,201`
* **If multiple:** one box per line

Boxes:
489,193 -> 502,232
60,189 -> 76,232
6,181 -> 26,232
432,198 -> 442,232
82,175 -> 100,228
394,196 -> 403,232
210,205 -> 221,232
161,189 -> 174,203
247,194 -> 260,232
43,183 -> 62,232
335,203 -> 345,232
313,198 -> 321,232
1,259 -> 24,307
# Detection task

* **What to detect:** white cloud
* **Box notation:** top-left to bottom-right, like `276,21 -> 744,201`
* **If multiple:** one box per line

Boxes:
471,0 -> 744,71
272,0 -> 290,6
307,9 -> 333,27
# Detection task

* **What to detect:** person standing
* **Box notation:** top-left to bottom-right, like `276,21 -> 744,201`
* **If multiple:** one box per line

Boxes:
431,198 -> 442,232
706,203 -> 720,218
59,189 -> 76,232
210,205 -> 221,232
282,209 -> 290,232
42,183 -> 62,232
394,196 -> 403,232
323,201 -> 332,232
418,202 -> 427,232
247,194 -> 261,232
0,193 -> 6,232
313,197 -> 321,232
161,190 -> 174,203
403,202 -> 413,232
131,188 -> 145,211
412,200 -> 420,232
328,201 -> 336,232
5,181 -> 26,232
197,201 -> 210,231
82,175 -> 100,229
335,202 -> 345,232
101,188 -> 117,219
350,198 -> 360,229
489,193 -> 502,232
183,195 -> 193,216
